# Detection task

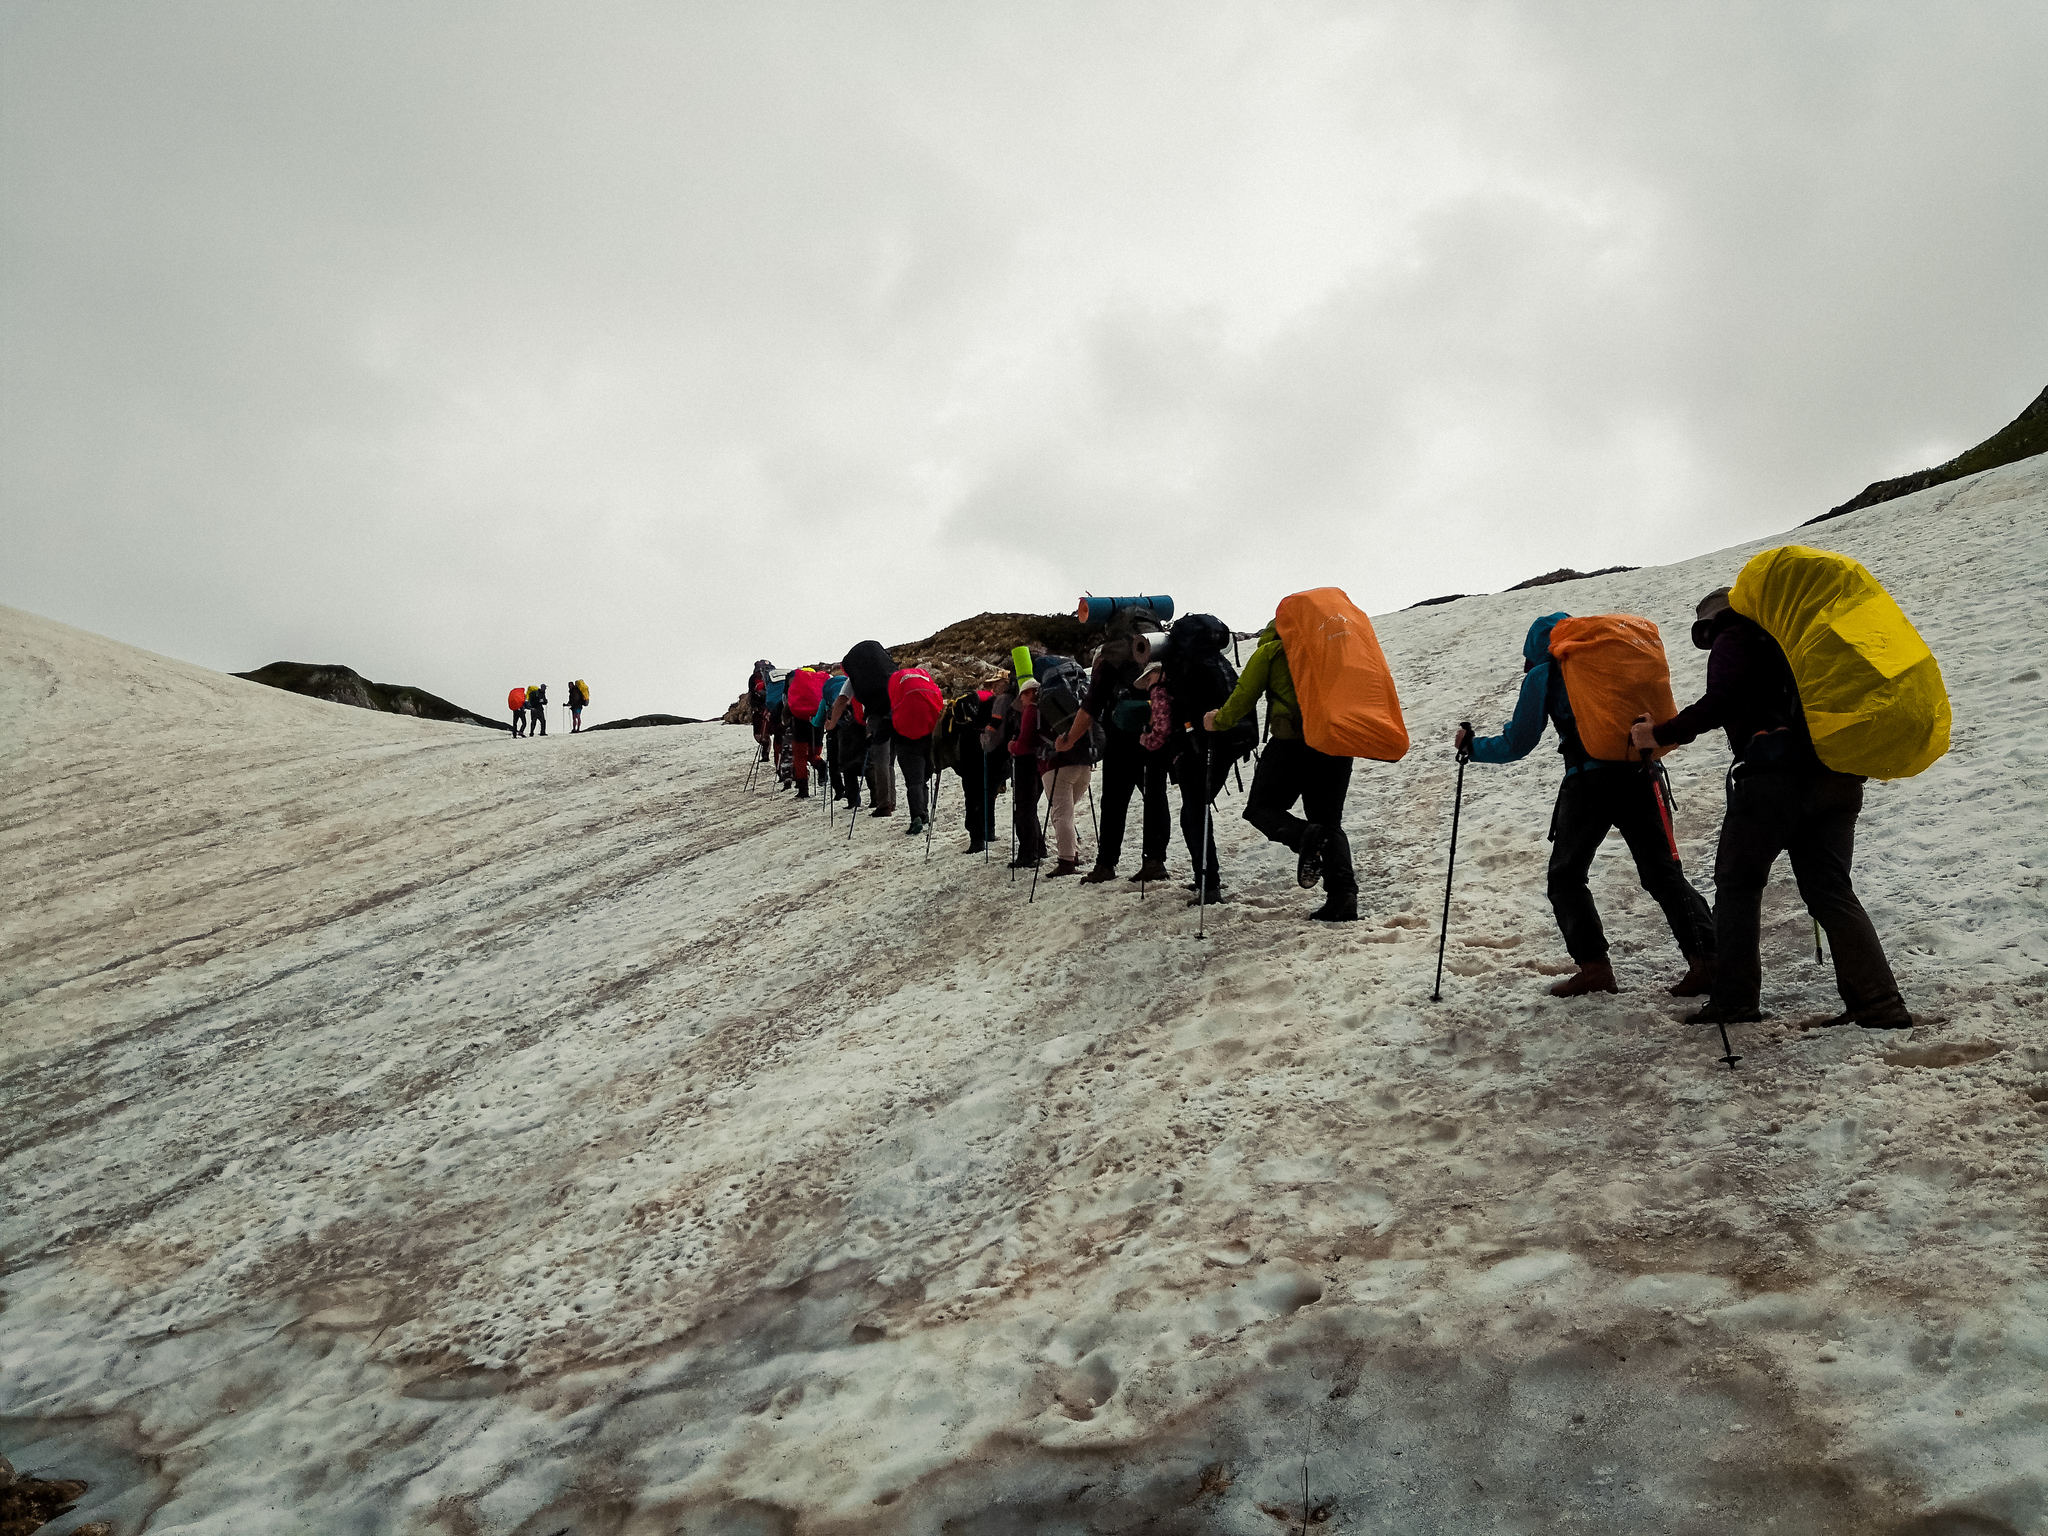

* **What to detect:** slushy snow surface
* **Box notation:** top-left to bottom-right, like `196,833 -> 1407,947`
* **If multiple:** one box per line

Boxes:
4,460 -> 2046,1535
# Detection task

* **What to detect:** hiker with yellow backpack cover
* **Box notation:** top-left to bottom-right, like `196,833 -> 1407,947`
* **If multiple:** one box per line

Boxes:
1632,547 -> 1950,1032
1455,611 -> 1715,999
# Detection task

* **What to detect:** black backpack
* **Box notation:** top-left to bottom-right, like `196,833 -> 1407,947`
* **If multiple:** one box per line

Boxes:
1035,656 -> 1102,754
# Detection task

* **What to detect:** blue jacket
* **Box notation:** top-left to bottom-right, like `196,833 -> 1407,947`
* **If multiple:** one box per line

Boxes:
813,673 -> 849,728
1471,613 -> 1579,766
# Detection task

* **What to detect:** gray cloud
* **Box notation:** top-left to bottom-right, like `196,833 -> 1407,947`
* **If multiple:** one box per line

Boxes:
4,1 -> 2044,720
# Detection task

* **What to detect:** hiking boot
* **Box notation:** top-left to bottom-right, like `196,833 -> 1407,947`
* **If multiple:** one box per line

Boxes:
1128,859 -> 1169,883
1048,859 -> 1079,878
1079,864 -> 1119,884
965,838 -> 985,854
795,782 -> 810,800
1309,891 -> 1358,922
1009,854 -> 1041,869
1668,955 -> 1713,997
868,807 -> 893,818
1296,824 -> 1329,889
906,817 -> 926,835
1686,1001 -> 1765,1025
1186,883 -> 1223,906
1549,962 -> 1618,998
1809,1000 -> 1914,1030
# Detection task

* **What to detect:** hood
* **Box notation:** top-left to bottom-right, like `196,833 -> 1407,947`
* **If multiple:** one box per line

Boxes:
1258,620 -> 1279,646
1523,613 -> 1569,667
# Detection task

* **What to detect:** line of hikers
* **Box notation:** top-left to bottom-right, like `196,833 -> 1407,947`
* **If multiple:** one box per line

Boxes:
746,552 -> 1947,1037
507,680 -> 591,736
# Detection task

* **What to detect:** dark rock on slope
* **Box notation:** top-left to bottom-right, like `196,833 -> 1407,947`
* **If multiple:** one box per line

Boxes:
1811,383 -> 2047,524
234,662 -> 509,731
586,714 -> 702,731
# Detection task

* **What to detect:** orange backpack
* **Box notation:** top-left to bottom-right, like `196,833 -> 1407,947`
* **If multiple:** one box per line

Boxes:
1272,587 -> 1409,761
1545,614 -> 1677,762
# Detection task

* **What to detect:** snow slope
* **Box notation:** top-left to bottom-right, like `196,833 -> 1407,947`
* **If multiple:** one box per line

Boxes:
3,457 -> 2045,1536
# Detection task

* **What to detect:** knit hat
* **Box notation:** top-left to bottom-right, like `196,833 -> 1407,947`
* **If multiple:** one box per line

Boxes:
1018,675 -> 1040,693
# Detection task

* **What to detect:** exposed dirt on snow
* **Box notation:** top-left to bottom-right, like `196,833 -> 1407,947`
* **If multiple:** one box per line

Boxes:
3,458 -> 2045,1534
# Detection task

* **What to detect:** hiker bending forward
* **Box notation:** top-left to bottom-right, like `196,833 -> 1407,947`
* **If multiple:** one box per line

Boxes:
1456,613 -> 1714,999
1206,621 -> 1355,921
1631,588 -> 1910,1030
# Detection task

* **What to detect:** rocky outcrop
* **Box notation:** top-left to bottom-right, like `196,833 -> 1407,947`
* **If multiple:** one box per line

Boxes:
1811,383 -> 2047,523
586,714 -> 703,731
234,663 -> 508,731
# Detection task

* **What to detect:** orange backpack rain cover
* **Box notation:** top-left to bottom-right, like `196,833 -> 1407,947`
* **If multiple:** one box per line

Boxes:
1272,587 -> 1409,761
1545,614 -> 1677,762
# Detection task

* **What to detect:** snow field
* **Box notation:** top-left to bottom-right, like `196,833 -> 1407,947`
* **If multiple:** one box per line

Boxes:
2,456 -> 2045,1534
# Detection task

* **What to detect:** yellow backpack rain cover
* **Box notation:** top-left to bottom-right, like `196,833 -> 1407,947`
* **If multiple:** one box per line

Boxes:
1729,545 -> 1950,780
1273,587 -> 1409,761
1546,614 -> 1679,762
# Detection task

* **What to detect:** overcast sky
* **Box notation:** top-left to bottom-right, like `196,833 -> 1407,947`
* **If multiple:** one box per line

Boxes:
4,2 -> 2044,722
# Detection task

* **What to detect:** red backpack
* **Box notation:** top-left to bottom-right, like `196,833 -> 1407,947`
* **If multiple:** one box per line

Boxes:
888,667 -> 945,738
508,687 -> 526,710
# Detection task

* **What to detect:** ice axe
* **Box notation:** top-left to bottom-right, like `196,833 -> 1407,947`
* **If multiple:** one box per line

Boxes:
1430,723 -> 1473,1003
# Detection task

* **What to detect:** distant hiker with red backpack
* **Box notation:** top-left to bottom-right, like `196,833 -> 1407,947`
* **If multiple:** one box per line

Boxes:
785,667 -> 828,800
888,665 -> 946,835
1631,577 -> 1921,1031
1456,612 -> 1715,998
508,685 -> 527,737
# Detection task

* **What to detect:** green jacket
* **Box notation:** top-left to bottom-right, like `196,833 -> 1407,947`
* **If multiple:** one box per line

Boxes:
1213,622 -> 1298,740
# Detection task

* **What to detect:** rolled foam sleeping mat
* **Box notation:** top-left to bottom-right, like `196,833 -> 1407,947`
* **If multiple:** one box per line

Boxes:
1011,645 -> 1035,680
1080,595 -> 1174,625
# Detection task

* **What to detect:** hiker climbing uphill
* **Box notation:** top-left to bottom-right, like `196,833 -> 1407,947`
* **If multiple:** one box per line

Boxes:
527,682 -> 548,737
832,641 -> 898,817
1167,614 -> 1248,903
818,669 -> 862,809
1056,610 -> 1171,884
1632,557 -> 1944,1031
1033,652 -> 1101,877
888,664 -> 946,835
785,666 -> 828,800
508,685 -> 527,738
1456,612 -> 1714,998
567,679 -> 589,733
748,660 -> 774,762
1208,591 -> 1406,920
935,684 -> 1001,853
995,669 -> 1047,868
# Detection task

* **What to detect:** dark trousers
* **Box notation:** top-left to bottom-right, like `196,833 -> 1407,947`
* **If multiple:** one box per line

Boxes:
896,733 -> 931,820
1546,765 -> 1714,964
529,704 -> 546,736
1011,754 -> 1045,861
1177,740 -> 1237,885
1242,737 -> 1354,893
512,710 -> 525,737
1095,734 -> 1170,869
831,721 -> 865,803
1712,769 -> 1902,1016
865,717 -> 896,811
955,747 -> 1000,843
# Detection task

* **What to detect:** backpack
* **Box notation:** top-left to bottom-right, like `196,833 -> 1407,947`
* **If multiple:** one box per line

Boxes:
843,640 -> 894,713
1273,587 -> 1409,762
764,670 -> 790,710
1730,545 -> 1950,779
1545,615 -> 1678,762
929,691 -> 988,771
785,667 -> 827,717
509,687 -> 525,710
1034,655 -> 1091,740
569,679 -> 589,708
888,667 -> 945,739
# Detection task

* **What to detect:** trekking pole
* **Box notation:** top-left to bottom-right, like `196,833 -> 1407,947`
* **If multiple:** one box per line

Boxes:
1196,733 -> 1213,939
926,772 -> 941,861
1430,725 -> 1473,1003
1030,766 -> 1060,903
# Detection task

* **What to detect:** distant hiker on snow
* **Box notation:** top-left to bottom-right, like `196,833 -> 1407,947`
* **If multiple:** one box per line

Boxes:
817,669 -> 862,809
527,682 -> 548,737
1632,570 -> 1935,1031
508,685 -> 527,738
1207,591 -> 1408,921
1456,612 -> 1714,998
1055,612 -> 1171,885
748,660 -> 774,763
567,679 -> 589,733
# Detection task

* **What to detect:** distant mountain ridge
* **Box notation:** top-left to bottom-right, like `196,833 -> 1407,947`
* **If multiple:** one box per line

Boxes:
1810,383 -> 2047,523
234,661 -> 508,731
